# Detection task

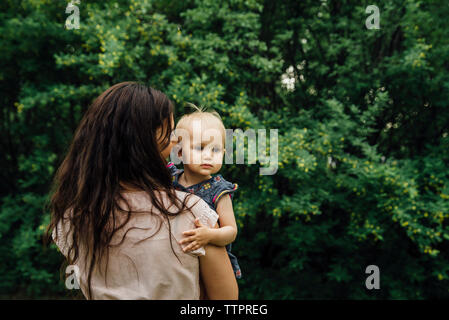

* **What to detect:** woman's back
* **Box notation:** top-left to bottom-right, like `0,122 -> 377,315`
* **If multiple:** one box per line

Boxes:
54,190 -> 218,300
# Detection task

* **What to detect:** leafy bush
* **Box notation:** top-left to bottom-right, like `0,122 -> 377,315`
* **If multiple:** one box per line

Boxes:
0,0 -> 448,298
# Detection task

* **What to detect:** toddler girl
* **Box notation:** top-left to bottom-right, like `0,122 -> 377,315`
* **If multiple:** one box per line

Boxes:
166,106 -> 242,282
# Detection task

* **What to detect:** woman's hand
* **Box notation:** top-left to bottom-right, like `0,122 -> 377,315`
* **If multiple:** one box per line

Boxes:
179,219 -> 212,252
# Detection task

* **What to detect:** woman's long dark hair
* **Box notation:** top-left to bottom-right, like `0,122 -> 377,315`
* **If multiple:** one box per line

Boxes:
46,82 -> 196,299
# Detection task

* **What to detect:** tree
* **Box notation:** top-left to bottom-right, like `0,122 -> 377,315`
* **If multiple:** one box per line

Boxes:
0,0 -> 448,298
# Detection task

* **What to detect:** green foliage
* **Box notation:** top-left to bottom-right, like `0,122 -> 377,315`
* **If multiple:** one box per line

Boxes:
0,0 -> 448,298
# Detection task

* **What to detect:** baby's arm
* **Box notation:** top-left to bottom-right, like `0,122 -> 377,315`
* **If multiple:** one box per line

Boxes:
179,196 -> 237,251
207,195 -> 237,246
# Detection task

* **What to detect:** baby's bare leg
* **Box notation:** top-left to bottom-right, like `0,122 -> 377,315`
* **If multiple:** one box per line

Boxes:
199,244 -> 238,300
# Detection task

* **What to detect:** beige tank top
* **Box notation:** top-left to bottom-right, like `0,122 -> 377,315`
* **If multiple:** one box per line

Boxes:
53,190 -> 219,300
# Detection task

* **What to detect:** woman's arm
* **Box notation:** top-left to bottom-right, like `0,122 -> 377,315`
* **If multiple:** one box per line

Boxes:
199,223 -> 238,300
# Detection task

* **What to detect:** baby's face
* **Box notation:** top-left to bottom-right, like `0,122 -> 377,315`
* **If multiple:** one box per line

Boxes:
177,118 -> 225,176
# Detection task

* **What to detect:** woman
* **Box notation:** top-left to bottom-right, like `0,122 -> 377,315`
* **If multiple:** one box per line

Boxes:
47,82 -> 238,300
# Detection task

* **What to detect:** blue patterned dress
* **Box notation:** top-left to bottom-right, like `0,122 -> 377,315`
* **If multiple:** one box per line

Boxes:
166,162 -> 242,279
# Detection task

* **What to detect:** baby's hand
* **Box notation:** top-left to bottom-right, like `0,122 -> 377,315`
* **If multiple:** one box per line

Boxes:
179,218 -> 212,252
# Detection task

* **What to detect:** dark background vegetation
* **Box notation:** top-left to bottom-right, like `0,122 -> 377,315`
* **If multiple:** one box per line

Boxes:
1,0 -> 448,299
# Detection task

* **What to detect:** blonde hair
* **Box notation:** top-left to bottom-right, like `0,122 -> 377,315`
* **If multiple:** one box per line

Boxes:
176,103 -> 226,144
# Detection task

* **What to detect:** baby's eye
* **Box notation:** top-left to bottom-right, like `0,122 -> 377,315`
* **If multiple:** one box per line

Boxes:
212,147 -> 222,152
194,145 -> 202,151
